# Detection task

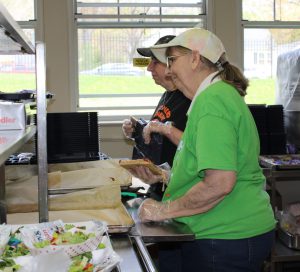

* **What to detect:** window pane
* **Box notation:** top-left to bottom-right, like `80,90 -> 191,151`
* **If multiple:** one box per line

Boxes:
0,0 -> 35,21
80,96 -> 162,118
274,0 -> 300,21
0,30 -> 36,92
76,1 -> 205,119
244,28 -> 300,105
243,0 -> 300,21
78,28 -> 187,116
77,0 -> 204,23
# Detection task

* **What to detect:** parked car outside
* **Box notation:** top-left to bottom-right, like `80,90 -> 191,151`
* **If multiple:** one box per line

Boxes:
81,62 -> 144,76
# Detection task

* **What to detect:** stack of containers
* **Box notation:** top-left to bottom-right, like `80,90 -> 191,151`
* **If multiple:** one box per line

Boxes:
266,105 -> 286,154
248,104 -> 286,155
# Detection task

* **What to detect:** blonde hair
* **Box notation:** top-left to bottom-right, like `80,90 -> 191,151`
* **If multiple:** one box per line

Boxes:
167,47 -> 249,97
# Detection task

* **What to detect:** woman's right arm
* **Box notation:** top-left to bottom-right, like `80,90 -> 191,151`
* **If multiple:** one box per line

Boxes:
143,121 -> 183,145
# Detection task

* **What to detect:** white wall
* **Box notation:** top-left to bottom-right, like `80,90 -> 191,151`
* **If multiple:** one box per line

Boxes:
42,0 -> 76,113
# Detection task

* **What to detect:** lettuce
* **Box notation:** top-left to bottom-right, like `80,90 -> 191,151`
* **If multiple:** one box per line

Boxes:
0,258 -> 21,272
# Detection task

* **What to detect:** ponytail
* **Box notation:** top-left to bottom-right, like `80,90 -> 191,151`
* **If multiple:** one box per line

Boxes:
166,47 -> 249,97
212,55 -> 249,97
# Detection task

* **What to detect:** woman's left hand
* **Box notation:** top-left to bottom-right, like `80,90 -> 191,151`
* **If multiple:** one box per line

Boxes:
138,198 -> 170,222
143,121 -> 170,144
127,166 -> 164,185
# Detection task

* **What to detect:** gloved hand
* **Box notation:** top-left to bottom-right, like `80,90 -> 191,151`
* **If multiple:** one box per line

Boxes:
138,198 -> 171,222
127,165 -> 168,185
143,121 -> 173,144
122,119 -> 134,139
158,162 -> 171,185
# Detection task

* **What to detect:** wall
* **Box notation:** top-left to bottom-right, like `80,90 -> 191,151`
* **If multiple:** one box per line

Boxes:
100,123 -> 133,158
212,0 -> 243,69
42,0 -> 75,113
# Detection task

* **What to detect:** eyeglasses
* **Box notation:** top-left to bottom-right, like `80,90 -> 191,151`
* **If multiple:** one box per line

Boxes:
166,55 -> 186,68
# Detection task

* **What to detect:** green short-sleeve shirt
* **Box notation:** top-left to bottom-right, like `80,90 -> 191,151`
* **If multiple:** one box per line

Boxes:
163,81 -> 276,239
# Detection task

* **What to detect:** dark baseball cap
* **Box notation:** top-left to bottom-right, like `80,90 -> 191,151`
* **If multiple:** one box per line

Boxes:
137,35 -> 176,59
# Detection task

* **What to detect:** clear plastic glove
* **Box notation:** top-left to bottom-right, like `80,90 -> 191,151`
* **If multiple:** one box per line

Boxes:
122,118 -> 134,139
143,121 -> 172,144
127,165 -> 166,185
126,197 -> 144,209
158,162 -> 171,185
138,198 -> 171,222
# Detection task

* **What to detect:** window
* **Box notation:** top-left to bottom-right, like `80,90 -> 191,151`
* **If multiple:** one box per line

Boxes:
75,0 -> 206,121
0,0 -> 36,92
242,0 -> 300,105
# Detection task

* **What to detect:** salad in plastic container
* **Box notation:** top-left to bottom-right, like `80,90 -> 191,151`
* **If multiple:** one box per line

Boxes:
19,220 -> 107,257
0,225 -> 31,272
0,221 -> 120,272
0,225 -> 11,255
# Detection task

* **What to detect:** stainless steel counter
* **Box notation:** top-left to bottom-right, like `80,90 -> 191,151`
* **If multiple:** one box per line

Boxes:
109,202 -> 195,271
127,203 -> 195,244
111,234 -> 162,272
111,235 -> 145,272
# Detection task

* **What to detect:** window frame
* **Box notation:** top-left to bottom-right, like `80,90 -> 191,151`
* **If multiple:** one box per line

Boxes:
74,0 -> 208,121
241,1 -> 300,73
241,0 -> 300,105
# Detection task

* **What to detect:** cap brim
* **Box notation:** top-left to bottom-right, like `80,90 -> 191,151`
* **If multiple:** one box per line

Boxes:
150,29 -> 226,64
149,48 -> 167,63
150,39 -> 180,63
137,47 -> 153,57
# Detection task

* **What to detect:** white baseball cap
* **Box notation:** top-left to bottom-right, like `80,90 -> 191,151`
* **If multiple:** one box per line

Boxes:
150,28 -> 226,64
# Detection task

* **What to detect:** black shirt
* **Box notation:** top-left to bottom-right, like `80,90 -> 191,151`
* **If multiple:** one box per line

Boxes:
150,89 -> 191,167
133,89 -> 191,200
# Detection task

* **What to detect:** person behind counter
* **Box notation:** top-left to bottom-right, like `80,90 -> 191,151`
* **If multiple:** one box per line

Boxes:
132,28 -> 276,272
122,35 -> 191,200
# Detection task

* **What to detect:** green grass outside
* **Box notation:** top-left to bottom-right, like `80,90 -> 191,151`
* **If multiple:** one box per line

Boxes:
0,73 -> 276,105
79,75 -> 164,94
245,78 -> 276,105
0,73 -> 36,92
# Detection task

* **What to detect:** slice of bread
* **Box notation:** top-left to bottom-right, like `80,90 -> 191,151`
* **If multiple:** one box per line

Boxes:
119,159 -> 166,181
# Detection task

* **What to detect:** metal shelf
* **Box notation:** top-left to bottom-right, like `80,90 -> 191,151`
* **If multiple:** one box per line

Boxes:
0,4 -> 47,224
0,126 -> 36,166
0,2 -> 34,54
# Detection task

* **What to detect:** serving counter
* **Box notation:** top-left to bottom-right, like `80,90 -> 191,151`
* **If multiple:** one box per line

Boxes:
260,155 -> 300,272
108,199 -> 195,272
128,206 -> 194,244
112,203 -> 194,271
3,182 -> 194,271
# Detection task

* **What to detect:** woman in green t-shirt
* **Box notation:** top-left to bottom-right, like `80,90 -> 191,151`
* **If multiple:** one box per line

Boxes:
130,28 -> 276,272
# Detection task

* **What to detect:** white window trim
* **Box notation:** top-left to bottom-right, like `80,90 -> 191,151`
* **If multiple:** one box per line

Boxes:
74,0 -> 208,121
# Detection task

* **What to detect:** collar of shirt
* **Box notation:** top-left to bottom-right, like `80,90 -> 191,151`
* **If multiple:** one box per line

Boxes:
187,71 -> 221,115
